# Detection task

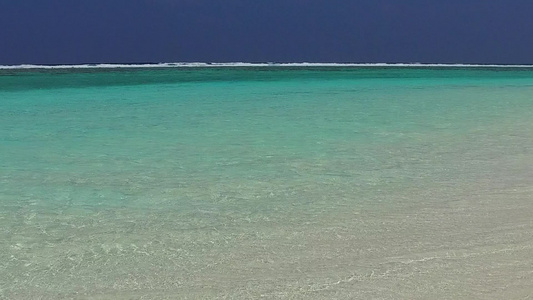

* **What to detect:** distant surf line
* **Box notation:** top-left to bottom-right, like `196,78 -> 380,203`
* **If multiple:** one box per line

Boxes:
2,62 -> 533,70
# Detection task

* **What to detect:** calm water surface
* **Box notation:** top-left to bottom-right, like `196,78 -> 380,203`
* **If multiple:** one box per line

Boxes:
1,67 -> 532,299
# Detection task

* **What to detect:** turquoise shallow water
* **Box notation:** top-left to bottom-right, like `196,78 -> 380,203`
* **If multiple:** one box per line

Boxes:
1,67 -> 533,298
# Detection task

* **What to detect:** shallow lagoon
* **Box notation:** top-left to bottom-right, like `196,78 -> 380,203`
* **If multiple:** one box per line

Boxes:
1,66 -> 532,298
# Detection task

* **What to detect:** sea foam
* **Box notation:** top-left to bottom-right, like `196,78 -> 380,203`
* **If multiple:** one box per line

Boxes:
1,62 -> 533,70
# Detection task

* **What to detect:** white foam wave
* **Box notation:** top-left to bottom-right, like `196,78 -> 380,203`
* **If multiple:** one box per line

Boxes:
1,62 -> 533,70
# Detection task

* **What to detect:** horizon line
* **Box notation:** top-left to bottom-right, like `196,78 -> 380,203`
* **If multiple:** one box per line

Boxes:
2,62 -> 533,70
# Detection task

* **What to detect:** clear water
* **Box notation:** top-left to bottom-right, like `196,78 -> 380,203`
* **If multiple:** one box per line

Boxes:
1,67 -> 533,299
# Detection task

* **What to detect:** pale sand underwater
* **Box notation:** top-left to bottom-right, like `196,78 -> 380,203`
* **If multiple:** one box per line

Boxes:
1,67 -> 532,299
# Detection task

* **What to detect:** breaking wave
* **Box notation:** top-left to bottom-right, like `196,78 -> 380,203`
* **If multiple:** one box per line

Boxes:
1,62 -> 533,70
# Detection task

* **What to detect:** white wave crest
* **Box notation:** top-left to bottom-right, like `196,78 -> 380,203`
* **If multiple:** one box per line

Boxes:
1,62 -> 533,70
